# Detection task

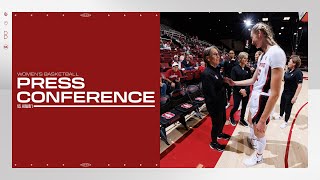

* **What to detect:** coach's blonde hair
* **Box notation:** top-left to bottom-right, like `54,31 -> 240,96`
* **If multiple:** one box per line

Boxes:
238,52 -> 249,61
252,22 -> 277,46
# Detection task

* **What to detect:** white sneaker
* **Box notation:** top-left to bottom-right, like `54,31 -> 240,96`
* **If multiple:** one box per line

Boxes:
280,122 -> 288,129
225,102 -> 230,109
274,115 -> 284,120
243,154 -> 263,167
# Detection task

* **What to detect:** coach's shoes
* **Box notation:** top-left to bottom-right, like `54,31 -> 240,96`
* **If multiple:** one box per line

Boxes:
243,153 -> 263,167
209,142 -> 225,152
247,137 -> 257,150
280,122 -> 288,129
240,119 -> 249,127
217,133 -> 231,140
230,117 -> 236,126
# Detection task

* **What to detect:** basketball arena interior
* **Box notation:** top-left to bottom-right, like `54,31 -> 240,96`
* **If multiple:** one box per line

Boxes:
160,12 -> 308,168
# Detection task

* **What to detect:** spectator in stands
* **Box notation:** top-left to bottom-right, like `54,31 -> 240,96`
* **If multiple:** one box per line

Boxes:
274,55 -> 303,129
198,61 -> 206,73
177,55 -> 184,70
160,40 -> 165,50
183,46 -> 187,52
160,75 -> 167,97
223,50 -> 239,108
160,63 -> 166,72
181,55 -> 195,70
229,52 -> 251,127
186,46 -> 191,53
188,54 -> 196,65
170,55 -> 179,67
164,62 -> 182,91
163,42 -> 171,50
174,54 -> 179,62
250,50 -> 263,74
202,46 -> 230,152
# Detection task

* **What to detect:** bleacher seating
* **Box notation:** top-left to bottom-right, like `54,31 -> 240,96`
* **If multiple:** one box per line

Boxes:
160,24 -> 212,145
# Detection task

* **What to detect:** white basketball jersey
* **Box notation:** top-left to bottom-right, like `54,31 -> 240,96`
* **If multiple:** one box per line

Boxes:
252,45 -> 286,95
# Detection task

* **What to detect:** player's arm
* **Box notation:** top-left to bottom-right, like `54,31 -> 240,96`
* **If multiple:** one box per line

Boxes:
294,84 -> 302,99
233,67 -> 259,86
292,71 -> 303,103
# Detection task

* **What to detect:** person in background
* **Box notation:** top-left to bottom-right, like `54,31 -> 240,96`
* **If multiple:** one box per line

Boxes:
182,54 -> 195,70
160,75 -> 167,97
170,55 -> 179,67
250,51 -> 263,74
178,55 -> 185,70
198,61 -> 206,73
229,52 -> 251,127
274,55 -> 303,129
223,50 -> 239,108
164,62 -> 182,91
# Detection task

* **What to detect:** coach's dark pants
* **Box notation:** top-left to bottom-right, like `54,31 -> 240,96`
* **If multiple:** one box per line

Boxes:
280,91 -> 295,123
226,84 -> 232,103
210,110 -> 226,143
230,93 -> 249,120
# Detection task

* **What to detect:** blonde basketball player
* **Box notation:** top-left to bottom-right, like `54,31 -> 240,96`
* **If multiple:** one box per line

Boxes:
225,22 -> 286,166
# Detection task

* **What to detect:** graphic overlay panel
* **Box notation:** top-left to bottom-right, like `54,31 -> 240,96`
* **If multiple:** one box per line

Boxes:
12,12 -> 160,168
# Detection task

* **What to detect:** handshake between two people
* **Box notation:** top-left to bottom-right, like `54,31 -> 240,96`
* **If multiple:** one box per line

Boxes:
223,77 -> 235,86
223,77 -> 247,97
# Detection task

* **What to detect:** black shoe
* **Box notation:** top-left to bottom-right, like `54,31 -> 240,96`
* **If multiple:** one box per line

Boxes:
240,119 -> 249,127
217,133 -> 231,140
209,142 -> 225,152
230,117 -> 236,126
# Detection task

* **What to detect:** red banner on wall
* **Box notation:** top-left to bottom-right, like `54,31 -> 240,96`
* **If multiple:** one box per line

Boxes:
12,12 -> 160,168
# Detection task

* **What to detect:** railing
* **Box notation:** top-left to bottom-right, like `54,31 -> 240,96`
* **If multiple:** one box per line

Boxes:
161,29 -> 186,40
160,24 -> 213,49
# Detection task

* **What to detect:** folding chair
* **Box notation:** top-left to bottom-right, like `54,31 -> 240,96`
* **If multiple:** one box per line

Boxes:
160,95 -> 185,145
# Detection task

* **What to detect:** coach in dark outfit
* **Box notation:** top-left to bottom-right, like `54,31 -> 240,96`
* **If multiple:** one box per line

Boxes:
229,52 -> 251,127
278,55 -> 303,129
223,50 -> 239,106
201,46 -> 230,152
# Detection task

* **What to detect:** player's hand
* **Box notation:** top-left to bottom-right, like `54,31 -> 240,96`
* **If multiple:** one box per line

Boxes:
224,77 -> 235,86
256,121 -> 266,133
242,92 -> 247,97
291,96 -> 297,104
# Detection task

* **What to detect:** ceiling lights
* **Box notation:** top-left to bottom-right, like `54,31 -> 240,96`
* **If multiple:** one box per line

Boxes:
244,19 -> 252,27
